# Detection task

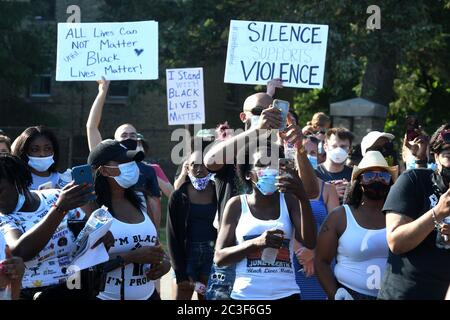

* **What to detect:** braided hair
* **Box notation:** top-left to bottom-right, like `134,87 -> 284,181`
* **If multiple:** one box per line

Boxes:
0,154 -> 32,195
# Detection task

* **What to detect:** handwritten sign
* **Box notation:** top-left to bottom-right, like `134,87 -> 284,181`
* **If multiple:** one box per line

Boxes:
56,21 -> 158,81
166,68 -> 205,125
224,20 -> 329,88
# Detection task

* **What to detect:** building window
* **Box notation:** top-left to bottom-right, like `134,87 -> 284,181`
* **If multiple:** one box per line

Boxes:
109,81 -> 129,98
30,74 -> 51,97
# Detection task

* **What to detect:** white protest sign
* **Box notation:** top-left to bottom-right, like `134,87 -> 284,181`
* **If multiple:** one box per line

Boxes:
56,21 -> 158,81
166,68 -> 205,125
224,20 -> 329,88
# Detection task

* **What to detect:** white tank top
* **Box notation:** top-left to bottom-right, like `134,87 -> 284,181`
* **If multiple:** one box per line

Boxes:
231,193 -> 300,300
97,198 -> 158,300
334,204 -> 388,297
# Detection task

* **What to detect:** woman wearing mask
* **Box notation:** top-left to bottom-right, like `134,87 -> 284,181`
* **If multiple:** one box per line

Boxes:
214,141 -> 317,300
88,139 -> 170,300
12,126 -> 69,190
315,151 -> 398,300
0,154 -> 107,299
293,135 -> 339,300
167,149 -> 217,300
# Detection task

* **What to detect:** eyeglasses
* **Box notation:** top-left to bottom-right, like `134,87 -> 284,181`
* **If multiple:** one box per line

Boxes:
360,171 -> 392,184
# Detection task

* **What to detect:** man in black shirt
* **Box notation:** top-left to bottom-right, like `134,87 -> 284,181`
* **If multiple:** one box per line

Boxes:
315,128 -> 354,201
380,123 -> 450,300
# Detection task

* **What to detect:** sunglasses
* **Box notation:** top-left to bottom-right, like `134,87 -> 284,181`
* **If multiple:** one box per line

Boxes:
360,171 -> 392,184
249,106 -> 264,116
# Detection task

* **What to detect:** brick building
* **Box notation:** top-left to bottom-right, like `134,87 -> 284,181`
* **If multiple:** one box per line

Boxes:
1,0 -> 253,179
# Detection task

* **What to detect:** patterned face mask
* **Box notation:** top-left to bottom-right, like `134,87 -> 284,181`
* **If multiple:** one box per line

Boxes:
188,172 -> 213,191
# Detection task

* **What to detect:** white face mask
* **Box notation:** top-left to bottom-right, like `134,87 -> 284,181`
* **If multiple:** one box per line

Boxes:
328,147 -> 348,164
28,155 -> 54,172
13,187 -> 26,213
113,162 -> 140,189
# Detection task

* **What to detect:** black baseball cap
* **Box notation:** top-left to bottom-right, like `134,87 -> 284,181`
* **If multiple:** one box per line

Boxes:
88,139 -> 144,167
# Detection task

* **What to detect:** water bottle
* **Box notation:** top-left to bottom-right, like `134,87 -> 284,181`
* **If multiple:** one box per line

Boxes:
57,169 -> 72,189
436,217 -> 450,249
284,141 -> 296,161
73,206 -> 112,258
261,223 -> 284,265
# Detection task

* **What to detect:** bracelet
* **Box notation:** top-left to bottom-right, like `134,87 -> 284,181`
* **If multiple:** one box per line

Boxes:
52,203 -> 67,214
431,208 -> 442,229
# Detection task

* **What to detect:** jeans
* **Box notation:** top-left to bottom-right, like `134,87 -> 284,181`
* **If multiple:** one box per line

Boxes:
205,263 -> 236,300
186,241 -> 215,281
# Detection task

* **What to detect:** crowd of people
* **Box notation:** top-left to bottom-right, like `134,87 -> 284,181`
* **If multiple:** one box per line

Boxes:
0,78 -> 449,300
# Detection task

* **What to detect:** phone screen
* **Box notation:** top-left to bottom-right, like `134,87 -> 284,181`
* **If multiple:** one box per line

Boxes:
71,164 -> 96,201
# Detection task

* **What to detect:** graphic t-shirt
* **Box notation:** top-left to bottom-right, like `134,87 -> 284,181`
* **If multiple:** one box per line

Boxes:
30,172 -> 61,191
0,189 -> 84,289
97,196 -> 158,300
380,169 -> 450,300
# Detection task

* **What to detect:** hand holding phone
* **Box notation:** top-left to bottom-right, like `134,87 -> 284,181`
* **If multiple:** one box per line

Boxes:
71,164 -> 96,202
273,99 -> 290,131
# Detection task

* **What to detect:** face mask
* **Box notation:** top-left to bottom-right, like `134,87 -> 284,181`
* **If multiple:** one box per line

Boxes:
328,147 -> 348,164
188,172 -> 213,191
13,187 -> 26,213
406,158 -> 416,170
254,168 -> 278,196
28,155 -> 54,172
440,165 -> 450,187
250,116 -> 260,129
113,161 -> 140,189
307,155 -> 318,169
120,139 -> 138,150
362,182 -> 390,200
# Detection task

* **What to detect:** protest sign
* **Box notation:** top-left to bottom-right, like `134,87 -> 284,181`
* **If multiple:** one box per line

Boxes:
56,21 -> 158,81
166,68 -> 205,125
224,20 -> 329,88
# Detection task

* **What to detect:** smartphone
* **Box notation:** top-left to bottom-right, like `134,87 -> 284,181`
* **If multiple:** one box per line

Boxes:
273,99 -> 290,131
406,115 -> 420,141
72,164 -> 96,201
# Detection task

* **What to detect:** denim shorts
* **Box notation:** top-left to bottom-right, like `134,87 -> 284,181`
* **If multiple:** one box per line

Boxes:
185,242 -> 215,282
205,263 -> 236,300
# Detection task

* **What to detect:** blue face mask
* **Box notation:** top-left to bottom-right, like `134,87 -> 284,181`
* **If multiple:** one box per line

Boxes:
14,187 -> 26,213
307,155 -> 318,169
114,162 -> 140,189
254,168 -> 278,196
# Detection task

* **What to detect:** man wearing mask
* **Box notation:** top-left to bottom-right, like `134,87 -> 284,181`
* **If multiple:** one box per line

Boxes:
315,128 -> 354,201
361,131 -> 398,166
86,79 -> 161,229
379,123 -> 450,300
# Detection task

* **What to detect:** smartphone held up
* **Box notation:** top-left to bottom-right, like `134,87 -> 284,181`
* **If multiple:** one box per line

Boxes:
273,99 -> 290,131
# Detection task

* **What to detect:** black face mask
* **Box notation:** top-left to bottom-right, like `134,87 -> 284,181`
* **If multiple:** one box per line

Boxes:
362,182 -> 390,201
120,139 -> 137,150
441,165 -> 450,187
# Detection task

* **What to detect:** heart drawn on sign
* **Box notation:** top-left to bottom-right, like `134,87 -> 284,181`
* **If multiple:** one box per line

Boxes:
134,49 -> 144,56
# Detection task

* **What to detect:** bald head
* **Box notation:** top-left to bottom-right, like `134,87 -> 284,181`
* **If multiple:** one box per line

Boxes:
114,123 -> 137,141
243,93 -> 273,113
